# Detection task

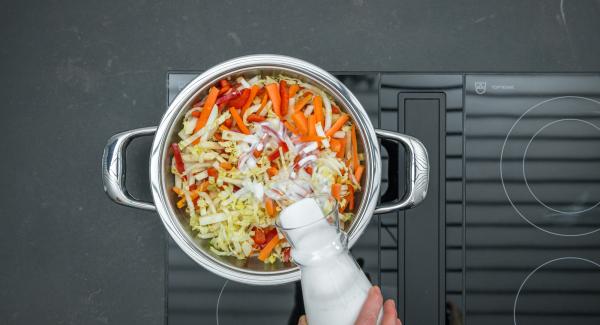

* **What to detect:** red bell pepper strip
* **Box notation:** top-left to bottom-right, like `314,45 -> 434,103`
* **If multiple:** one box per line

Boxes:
242,85 -> 260,115
282,247 -> 291,263
228,88 -> 250,109
216,90 -> 241,106
268,141 -> 289,161
252,227 -> 266,245
279,80 -> 289,117
171,143 -> 185,174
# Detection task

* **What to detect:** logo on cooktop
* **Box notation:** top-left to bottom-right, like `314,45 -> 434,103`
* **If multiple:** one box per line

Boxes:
474,81 -> 487,95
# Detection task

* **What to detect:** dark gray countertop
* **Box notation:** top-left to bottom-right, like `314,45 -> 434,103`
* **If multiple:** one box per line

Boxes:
1,1 -> 599,324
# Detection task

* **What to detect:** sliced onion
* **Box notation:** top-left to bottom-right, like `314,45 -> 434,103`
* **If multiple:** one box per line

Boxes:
304,105 -> 314,116
333,131 -> 346,138
323,94 -> 333,130
237,77 -> 251,89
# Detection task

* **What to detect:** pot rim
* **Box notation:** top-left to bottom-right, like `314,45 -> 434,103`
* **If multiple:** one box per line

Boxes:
149,54 -> 381,285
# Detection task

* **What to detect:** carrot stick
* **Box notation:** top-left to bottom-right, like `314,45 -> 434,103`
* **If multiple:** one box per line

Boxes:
242,85 -> 260,114
308,115 -> 317,137
279,80 -> 289,117
229,107 -> 251,135
284,121 -> 300,135
332,183 -> 342,200
172,186 -> 183,196
351,124 -> 359,169
266,83 -> 281,117
258,235 -> 280,261
256,93 -> 268,115
220,161 -> 233,170
176,190 -> 200,208
354,165 -> 364,183
325,114 -> 349,137
313,95 -> 324,127
294,93 -> 312,112
265,197 -> 276,217
299,135 -> 323,142
198,180 -> 210,192
194,86 -> 219,133
292,112 -> 308,135
288,84 -> 300,98
247,114 -> 266,123
337,138 -> 346,158
267,166 -> 279,177
176,197 -> 186,208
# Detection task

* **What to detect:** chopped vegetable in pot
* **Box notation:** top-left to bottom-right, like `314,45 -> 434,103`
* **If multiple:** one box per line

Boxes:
171,75 -> 364,263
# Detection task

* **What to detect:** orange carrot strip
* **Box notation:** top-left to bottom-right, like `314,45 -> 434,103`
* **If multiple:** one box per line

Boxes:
176,190 -> 200,208
176,197 -> 186,208
247,114 -> 266,123
288,84 -> 300,98
313,95 -> 324,127
265,197 -> 276,217
326,114 -> 349,137
242,85 -> 260,115
284,121 -> 300,135
294,93 -> 312,112
198,180 -> 210,192
299,135 -> 323,142
354,165 -> 364,183
258,235 -> 281,261
220,161 -> 233,170
172,186 -> 183,196
292,112 -> 308,135
308,115 -> 317,137
256,93 -> 268,115
194,86 -> 219,133
351,124 -> 359,169
266,83 -> 281,117
267,166 -> 279,177
332,183 -> 342,200
229,107 -> 251,135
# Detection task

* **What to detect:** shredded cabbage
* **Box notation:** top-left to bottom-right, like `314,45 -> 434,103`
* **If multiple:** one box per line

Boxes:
170,74 -> 361,263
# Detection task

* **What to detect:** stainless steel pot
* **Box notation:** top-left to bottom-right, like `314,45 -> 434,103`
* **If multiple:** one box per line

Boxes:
102,55 -> 429,285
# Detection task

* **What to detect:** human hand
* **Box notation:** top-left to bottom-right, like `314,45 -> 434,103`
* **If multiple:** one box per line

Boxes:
354,286 -> 401,325
296,286 -> 401,325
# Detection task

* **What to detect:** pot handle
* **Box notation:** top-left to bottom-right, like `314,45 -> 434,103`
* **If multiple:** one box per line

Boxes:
373,129 -> 429,214
102,127 -> 158,211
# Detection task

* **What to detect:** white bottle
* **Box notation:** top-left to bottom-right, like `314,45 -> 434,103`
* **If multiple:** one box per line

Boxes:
277,197 -> 382,325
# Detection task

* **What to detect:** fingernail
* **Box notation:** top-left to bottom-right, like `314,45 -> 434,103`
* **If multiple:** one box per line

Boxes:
374,285 -> 381,294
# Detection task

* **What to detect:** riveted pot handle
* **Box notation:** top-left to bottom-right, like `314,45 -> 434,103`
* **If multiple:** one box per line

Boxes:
373,129 -> 429,214
102,127 -> 157,211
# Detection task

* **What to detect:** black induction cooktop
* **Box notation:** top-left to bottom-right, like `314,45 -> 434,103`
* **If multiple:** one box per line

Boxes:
165,73 -> 600,325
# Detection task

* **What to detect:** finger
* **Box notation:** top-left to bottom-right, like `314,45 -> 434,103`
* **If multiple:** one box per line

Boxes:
354,286 -> 383,325
396,319 -> 402,325
382,299 -> 398,325
298,315 -> 308,325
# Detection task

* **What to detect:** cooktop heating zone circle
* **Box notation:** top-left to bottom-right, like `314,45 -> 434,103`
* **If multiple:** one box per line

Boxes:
513,257 -> 600,325
501,96 -> 600,236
